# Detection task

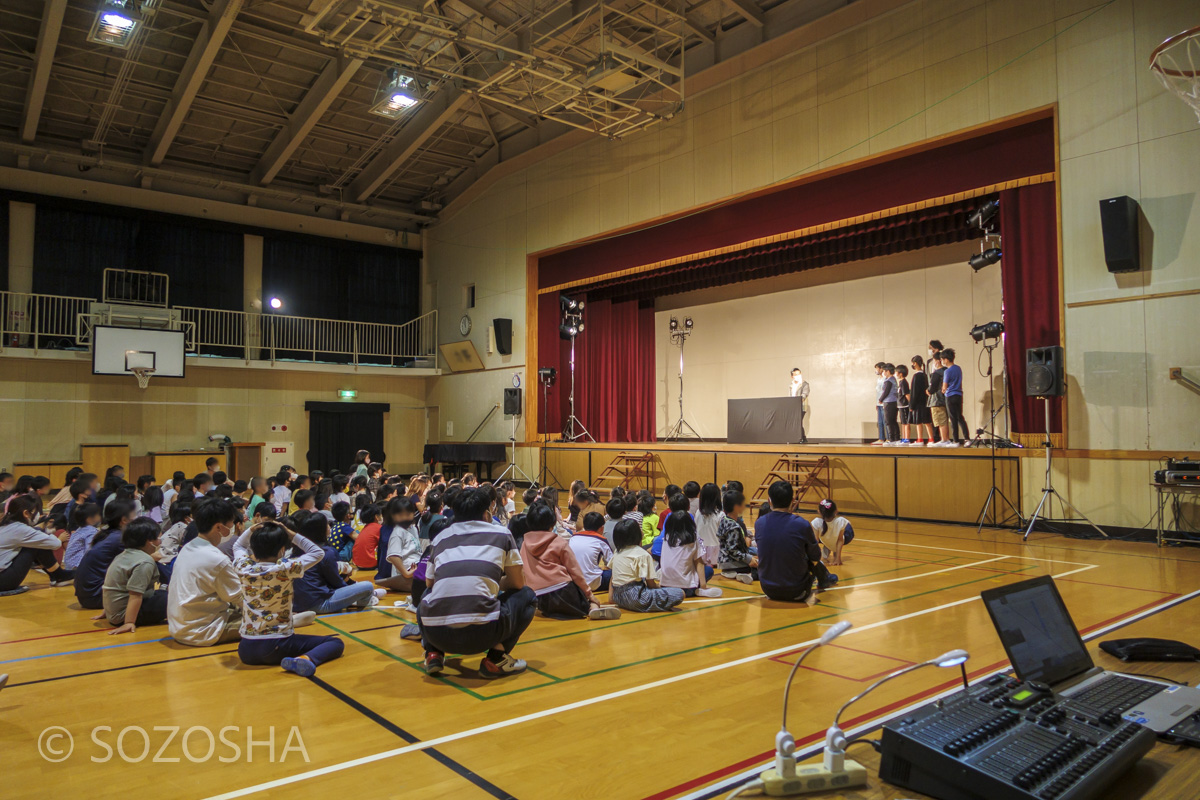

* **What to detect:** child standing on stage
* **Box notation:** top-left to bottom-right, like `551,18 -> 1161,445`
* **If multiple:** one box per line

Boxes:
811,499 -> 854,567
895,364 -> 912,445
609,519 -> 685,613
908,356 -> 933,445
233,521 -> 344,677
879,364 -> 899,443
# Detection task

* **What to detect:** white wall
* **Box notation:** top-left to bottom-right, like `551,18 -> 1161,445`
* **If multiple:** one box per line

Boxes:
653,243 -> 1004,439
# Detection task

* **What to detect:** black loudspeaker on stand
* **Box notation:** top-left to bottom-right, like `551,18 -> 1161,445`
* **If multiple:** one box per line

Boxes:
1025,346 -> 1064,397
503,387 -> 521,415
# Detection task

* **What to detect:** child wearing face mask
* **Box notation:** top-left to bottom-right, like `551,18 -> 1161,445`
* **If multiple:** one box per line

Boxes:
232,520 -> 344,677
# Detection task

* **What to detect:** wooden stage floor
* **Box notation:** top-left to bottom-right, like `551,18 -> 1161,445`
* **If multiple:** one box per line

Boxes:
4,522 -> 1200,800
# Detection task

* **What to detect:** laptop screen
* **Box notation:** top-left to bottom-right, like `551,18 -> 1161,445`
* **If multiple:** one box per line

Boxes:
981,575 -> 1093,685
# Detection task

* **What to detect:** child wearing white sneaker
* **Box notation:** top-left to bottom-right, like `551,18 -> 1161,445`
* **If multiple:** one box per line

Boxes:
291,514 -> 384,615
609,520 -> 685,613
660,510 -> 721,598
895,364 -> 912,445
811,499 -> 855,567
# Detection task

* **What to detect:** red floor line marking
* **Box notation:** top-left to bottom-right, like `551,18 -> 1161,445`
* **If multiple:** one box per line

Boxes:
1055,577 -> 1175,595
645,595 -> 1184,800
0,628 -> 108,646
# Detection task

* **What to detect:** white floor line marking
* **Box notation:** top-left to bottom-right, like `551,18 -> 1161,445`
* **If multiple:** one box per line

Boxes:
680,596 -> 758,604
855,537 -> 1097,567
827,555 -> 1011,591
203,567 -> 1082,800
680,585 -> 1200,800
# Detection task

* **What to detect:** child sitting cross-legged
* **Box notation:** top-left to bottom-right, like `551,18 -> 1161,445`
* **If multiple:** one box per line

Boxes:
520,501 -> 620,620
292,514 -> 386,615
100,517 -> 170,635
327,501 -> 356,563
233,520 -> 345,678
609,519 -> 685,613
811,499 -> 854,567
660,510 -> 721,598
568,511 -> 614,593
63,502 -> 102,571
717,489 -> 758,584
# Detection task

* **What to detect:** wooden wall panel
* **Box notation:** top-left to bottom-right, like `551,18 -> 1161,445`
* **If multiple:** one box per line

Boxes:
150,452 -> 226,481
11,461 -> 82,487
896,455 -> 1020,524
80,444 -> 130,479
545,448 -> 590,490
652,450 -> 716,494
829,455 -> 896,518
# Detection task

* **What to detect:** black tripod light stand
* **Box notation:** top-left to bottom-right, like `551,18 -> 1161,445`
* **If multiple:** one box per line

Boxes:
974,337 -> 1022,532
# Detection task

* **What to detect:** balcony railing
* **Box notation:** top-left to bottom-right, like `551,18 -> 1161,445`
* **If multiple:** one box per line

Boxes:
173,307 -> 437,367
0,292 -> 93,352
0,290 -> 437,369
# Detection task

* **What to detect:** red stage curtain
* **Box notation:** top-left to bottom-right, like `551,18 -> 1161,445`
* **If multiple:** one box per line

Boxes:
538,297 -> 656,441
999,182 -> 1063,441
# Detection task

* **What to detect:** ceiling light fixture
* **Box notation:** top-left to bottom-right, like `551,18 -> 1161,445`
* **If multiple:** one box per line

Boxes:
88,0 -> 144,48
370,68 -> 422,119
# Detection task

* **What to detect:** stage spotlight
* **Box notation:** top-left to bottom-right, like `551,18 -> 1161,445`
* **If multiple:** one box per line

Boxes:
268,297 -> 283,310
370,68 -> 421,119
560,294 -> 583,313
577,322 -> 584,333
969,248 -> 1002,271
669,316 -> 679,331
537,367 -> 557,386
576,300 -> 585,312
968,199 -> 1000,230
970,321 -> 1005,342
559,323 -> 577,339
684,317 -> 693,330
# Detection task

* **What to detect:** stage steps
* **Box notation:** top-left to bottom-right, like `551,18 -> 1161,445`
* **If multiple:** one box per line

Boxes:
750,454 -> 831,511
590,451 -> 672,495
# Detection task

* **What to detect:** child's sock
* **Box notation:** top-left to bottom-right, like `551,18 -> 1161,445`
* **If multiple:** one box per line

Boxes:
485,647 -> 505,664
281,655 -> 316,678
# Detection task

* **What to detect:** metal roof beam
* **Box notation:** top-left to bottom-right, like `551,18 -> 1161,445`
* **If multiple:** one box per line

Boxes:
347,89 -> 471,203
145,0 -> 244,166
721,0 -> 764,26
250,55 -> 363,186
21,0 -> 68,143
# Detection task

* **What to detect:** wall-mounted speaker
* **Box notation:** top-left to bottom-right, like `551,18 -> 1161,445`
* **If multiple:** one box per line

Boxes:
1026,346 -> 1065,397
493,318 -> 513,355
1099,196 -> 1140,273
503,387 -> 522,415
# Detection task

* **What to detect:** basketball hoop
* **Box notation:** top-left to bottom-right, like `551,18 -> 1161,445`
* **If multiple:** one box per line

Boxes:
1150,25 -> 1200,123
132,367 -> 155,390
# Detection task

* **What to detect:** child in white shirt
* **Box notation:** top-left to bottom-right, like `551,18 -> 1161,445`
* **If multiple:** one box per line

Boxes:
659,511 -> 721,598
608,520 -> 685,612
811,499 -> 855,566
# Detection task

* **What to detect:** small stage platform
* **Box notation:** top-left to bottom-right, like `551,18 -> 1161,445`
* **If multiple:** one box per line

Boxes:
540,440 -> 1021,527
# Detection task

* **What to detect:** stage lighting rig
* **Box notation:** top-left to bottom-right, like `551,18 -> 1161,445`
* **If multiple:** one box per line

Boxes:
966,197 -> 1002,271
968,198 -> 1000,231
557,295 -> 591,441
969,321 -> 1004,342
969,247 -> 1003,271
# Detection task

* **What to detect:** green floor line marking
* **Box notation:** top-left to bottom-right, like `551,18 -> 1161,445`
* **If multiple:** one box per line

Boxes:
316,618 -> 489,701
479,565 -> 1040,700
519,596 -> 751,645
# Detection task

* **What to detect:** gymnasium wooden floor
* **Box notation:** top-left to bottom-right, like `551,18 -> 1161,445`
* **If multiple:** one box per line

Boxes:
4,521 -> 1200,800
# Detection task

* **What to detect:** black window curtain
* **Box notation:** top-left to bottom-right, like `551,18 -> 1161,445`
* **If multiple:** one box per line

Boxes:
32,204 -> 242,309
261,235 -> 420,326
305,402 -> 389,475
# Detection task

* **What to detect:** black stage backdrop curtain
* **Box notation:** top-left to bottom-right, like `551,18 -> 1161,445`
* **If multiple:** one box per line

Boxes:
32,205 -> 242,309
262,235 -> 420,326
305,402 -> 389,475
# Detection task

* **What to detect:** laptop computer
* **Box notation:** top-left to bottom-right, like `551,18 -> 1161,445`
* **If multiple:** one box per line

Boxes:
981,575 -> 1200,733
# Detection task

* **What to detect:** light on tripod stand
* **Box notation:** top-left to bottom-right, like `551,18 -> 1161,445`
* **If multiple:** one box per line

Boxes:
969,321 -> 1005,342
576,322 -> 584,333
684,316 -> 693,330
669,316 -> 679,331
558,322 -> 578,339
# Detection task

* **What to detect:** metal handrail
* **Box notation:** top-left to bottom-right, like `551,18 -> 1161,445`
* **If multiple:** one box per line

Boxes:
0,291 -> 93,353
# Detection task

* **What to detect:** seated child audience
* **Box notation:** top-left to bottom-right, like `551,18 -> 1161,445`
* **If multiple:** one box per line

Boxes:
623,491 -> 644,529
519,503 -> 620,620
327,501 -> 356,562
272,471 -> 292,513
659,510 -> 721,598
0,495 -> 73,593
609,519 -> 685,613
695,482 -> 724,567
650,492 -> 690,563
683,481 -> 701,515
233,520 -> 345,678
418,488 -> 538,678
638,494 -> 659,546
417,492 -> 445,546
377,497 -> 420,591
352,504 -> 383,569
754,481 -> 837,605
568,511 -> 614,593
75,500 -> 141,609
100,517 -> 168,634
716,489 -> 757,583
811,499 -> 854,566
168,499 -> 245,647
63,502 -> 102,570
602,497 -> 625,549
292,515 -> 384,614
573,489 -> 605,532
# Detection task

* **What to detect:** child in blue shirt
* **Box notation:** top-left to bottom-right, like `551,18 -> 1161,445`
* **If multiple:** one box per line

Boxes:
63,503 -> 102,570
327,501 -> 356,563
940,348 -> 969,443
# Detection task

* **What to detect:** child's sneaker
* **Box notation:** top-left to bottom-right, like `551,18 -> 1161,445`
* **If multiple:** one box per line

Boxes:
366,595 -> 381,607
424,651 -> 445,675
373,588 -> 388,600
281,656 -> 316,678
733,572 -> 753,584
695,586 -> 723,598
899,439 -> 910,445
479,653 -> 527,677
49,568 -> 74,587
819,572 -> 840,590
588,605 -> 622,620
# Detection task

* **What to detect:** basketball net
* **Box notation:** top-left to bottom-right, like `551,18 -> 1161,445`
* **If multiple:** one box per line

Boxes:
1151,25 -> 1200,123
132,367 -> 155,390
